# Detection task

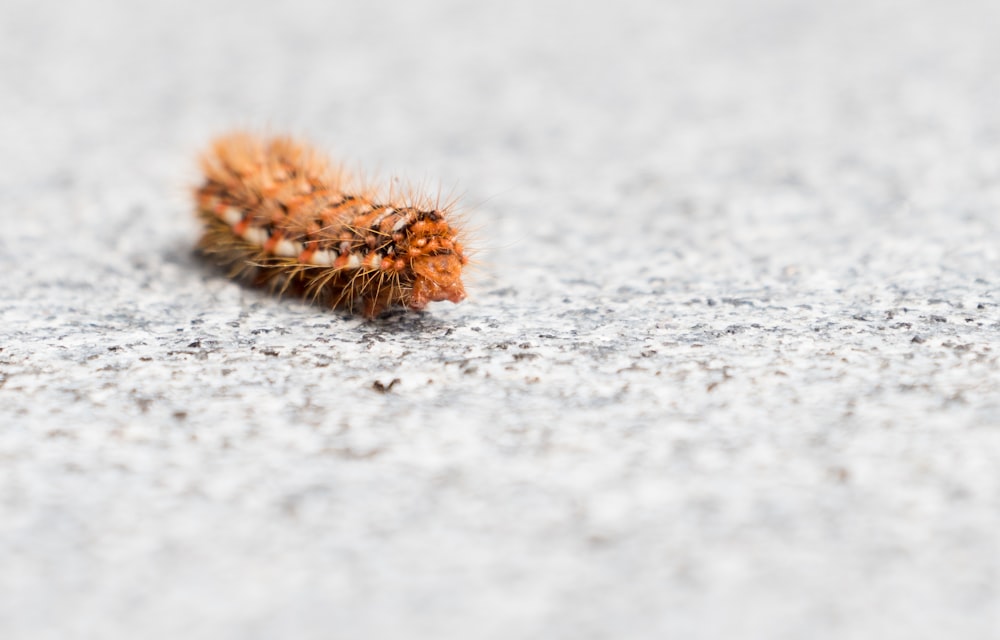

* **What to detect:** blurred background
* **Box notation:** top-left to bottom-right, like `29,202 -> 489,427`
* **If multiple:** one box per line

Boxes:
4,0 -> 1000,290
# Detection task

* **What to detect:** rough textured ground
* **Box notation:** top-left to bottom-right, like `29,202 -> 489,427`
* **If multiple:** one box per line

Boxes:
2,0 -> 1000,638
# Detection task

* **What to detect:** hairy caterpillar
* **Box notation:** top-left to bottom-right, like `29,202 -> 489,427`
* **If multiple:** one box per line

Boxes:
194,133 -> 469,318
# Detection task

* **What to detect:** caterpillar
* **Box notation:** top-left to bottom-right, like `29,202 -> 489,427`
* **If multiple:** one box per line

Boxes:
194,133 -> 469,318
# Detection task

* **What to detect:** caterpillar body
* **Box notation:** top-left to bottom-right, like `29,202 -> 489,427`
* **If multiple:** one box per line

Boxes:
194,133 -> 468,318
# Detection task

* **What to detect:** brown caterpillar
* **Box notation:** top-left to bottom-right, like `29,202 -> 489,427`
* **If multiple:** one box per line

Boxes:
194,133 -> 468,318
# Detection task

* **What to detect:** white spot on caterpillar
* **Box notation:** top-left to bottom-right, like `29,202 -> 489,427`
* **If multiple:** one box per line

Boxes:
347,253 -> 362,269
370,208 -> 395,227
310,250 -> 333,266
243,227 -> 268,246
275,240 -> 301,257
222,207 -> 243,226
392,214 -> 413,232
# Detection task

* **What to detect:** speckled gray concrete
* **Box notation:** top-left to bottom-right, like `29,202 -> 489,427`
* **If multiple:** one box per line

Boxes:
3,0 -> 1000,638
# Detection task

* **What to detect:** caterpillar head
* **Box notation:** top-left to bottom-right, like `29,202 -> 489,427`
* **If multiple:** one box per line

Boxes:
409,253 -> 467,309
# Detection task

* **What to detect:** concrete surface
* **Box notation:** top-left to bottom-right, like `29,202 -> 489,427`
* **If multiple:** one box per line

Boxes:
2,0 -> 1000,638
